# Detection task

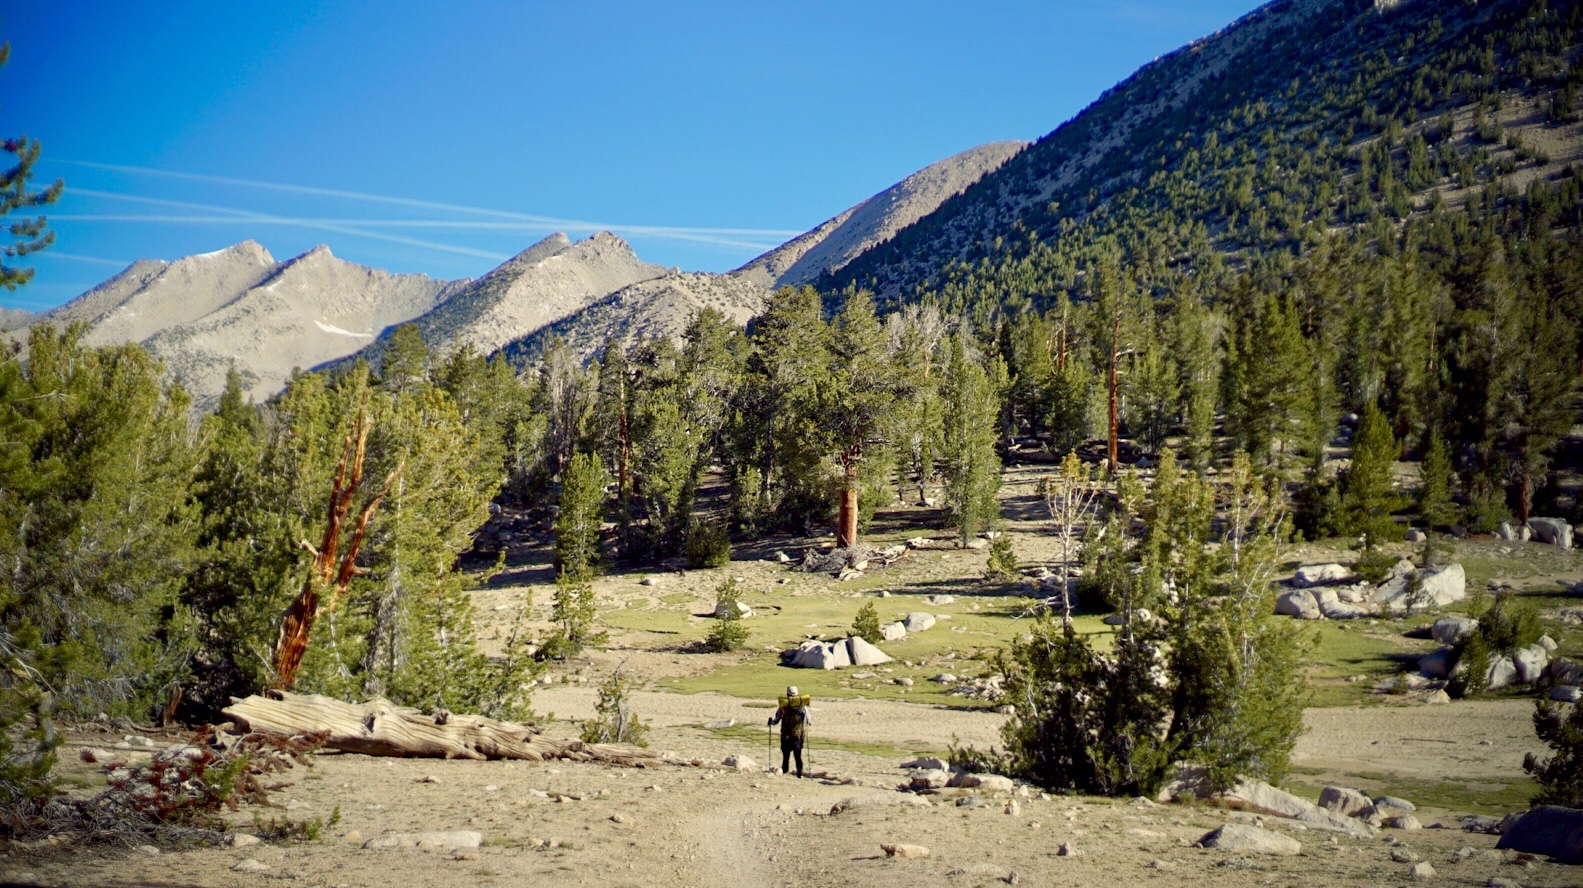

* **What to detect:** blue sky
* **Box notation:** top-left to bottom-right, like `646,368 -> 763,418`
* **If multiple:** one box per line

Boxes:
6,1 -> 1265,311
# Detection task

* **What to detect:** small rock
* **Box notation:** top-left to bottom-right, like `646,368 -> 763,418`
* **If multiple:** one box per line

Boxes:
1375,795 -> 1416,812
1005,801 -> 1021,815
1485,879 -> 1522,888
1385,814 -> 1423,831
705,719 -> 735,729
931,673 -> 957,683
224,832 -> 261,848
484,784 -> 499,792
1424,689 -> 1451,705
231,859 -> 270,872
1410,861 -> 1437,879
723,754 -> 758,772
417,775 -> 440,784
1057,842 -> 1080,857
1392,848 -> 1422,862
610,814 -> 630,824
641,576 -> 659,586
881,843 -> 930,858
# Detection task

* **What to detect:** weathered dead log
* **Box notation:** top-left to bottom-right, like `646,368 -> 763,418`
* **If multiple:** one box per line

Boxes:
222,692 -> 662,766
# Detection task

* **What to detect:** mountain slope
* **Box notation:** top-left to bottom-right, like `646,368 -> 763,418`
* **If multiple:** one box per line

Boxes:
34,242 -> 460,407
734,140 -> 1027,290
47,242 -> 277,346
498,270 -> 769,366
147,244 -> 463,406
349,231 -> 668,370
824,0 -> 1583,302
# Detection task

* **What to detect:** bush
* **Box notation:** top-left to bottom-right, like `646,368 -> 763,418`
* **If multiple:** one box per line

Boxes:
705,579 -> 751,653
985,533 -> 1019,581
1524,700 -> 1583,808
1451,595 -> 1541,696
539,568 -> 606,661
683,520 -> 732,569
580,664 -> 649,747
1353,548 -> 1398,584
852,601 -> 882,644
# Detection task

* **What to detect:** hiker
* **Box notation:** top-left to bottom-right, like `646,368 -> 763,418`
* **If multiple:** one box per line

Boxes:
768,685 -> 811,778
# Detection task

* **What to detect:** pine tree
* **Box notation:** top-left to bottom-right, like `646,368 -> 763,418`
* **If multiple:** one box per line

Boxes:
704,578 -> 750,652
555,452 -> 608,576
544,568 -> 605,660
826,291 -> 908,546
1339,403 -> 1406,561
1417,428 -> 1457,529
852,601 -> 882,644
0,37 -> 62,290
940,333 -> 1001,547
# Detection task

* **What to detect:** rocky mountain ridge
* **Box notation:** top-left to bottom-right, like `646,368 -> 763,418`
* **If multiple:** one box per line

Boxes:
33,137 -> 1023,404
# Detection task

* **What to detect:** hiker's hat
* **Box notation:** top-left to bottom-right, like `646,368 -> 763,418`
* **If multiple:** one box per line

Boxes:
786,685 -> 799,697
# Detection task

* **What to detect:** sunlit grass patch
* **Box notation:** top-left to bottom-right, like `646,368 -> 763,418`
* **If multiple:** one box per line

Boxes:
1284,772 -> 1541,817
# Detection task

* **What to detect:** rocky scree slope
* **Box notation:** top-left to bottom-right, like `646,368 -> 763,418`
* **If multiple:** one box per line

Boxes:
345,231 -> 668,372
498,270 -> 770,366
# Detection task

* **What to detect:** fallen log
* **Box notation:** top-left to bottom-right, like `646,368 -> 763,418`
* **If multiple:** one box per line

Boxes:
223,691 -> 662,766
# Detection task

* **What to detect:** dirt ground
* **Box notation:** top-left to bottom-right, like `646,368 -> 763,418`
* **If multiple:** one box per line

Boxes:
7,464 -> 1580,887
8,696 -> 1572,888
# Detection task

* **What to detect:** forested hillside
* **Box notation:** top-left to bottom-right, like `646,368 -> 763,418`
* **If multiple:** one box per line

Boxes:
818,0 -> 1583,533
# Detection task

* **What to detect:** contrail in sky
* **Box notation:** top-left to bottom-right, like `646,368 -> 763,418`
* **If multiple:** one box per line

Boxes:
35,251 -> 132,267
68,188 -> 514,260
54,160 -> 802,247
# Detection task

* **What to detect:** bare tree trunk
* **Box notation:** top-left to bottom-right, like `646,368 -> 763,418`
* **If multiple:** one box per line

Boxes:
1108,308 -> 1121,473
273,410 -> 402,690
837,472 -> 860,548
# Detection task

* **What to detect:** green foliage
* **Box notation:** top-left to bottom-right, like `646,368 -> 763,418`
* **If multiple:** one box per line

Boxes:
985,532 -> 1019,581
991,452 -> 1305,796
1524,700 -> 1583,808
182,357 -> 518,719
253,805 -> 343,843
851,601 -> 882,645
683,519 -> 732,569
1417,429 -> 1458,529
984,616 -> 1172,796
542,568 -> 605,661
0,326 -> 200,720
554,451 -> 608,576
0,37 -> 63,290
705,578 -> 751,653
940,332 -> 1002,545
1338,403 -> 1406,550
1453,593 -> 1542,697
0,660 -> 57,808
580,664 -> 649,747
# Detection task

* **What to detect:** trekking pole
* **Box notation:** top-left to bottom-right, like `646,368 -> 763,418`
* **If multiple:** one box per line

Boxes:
766,719 -> 772,773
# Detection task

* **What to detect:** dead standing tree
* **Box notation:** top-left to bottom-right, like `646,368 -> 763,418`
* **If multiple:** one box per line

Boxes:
1039,451 -> 1103,631
272,409 -> 403,690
